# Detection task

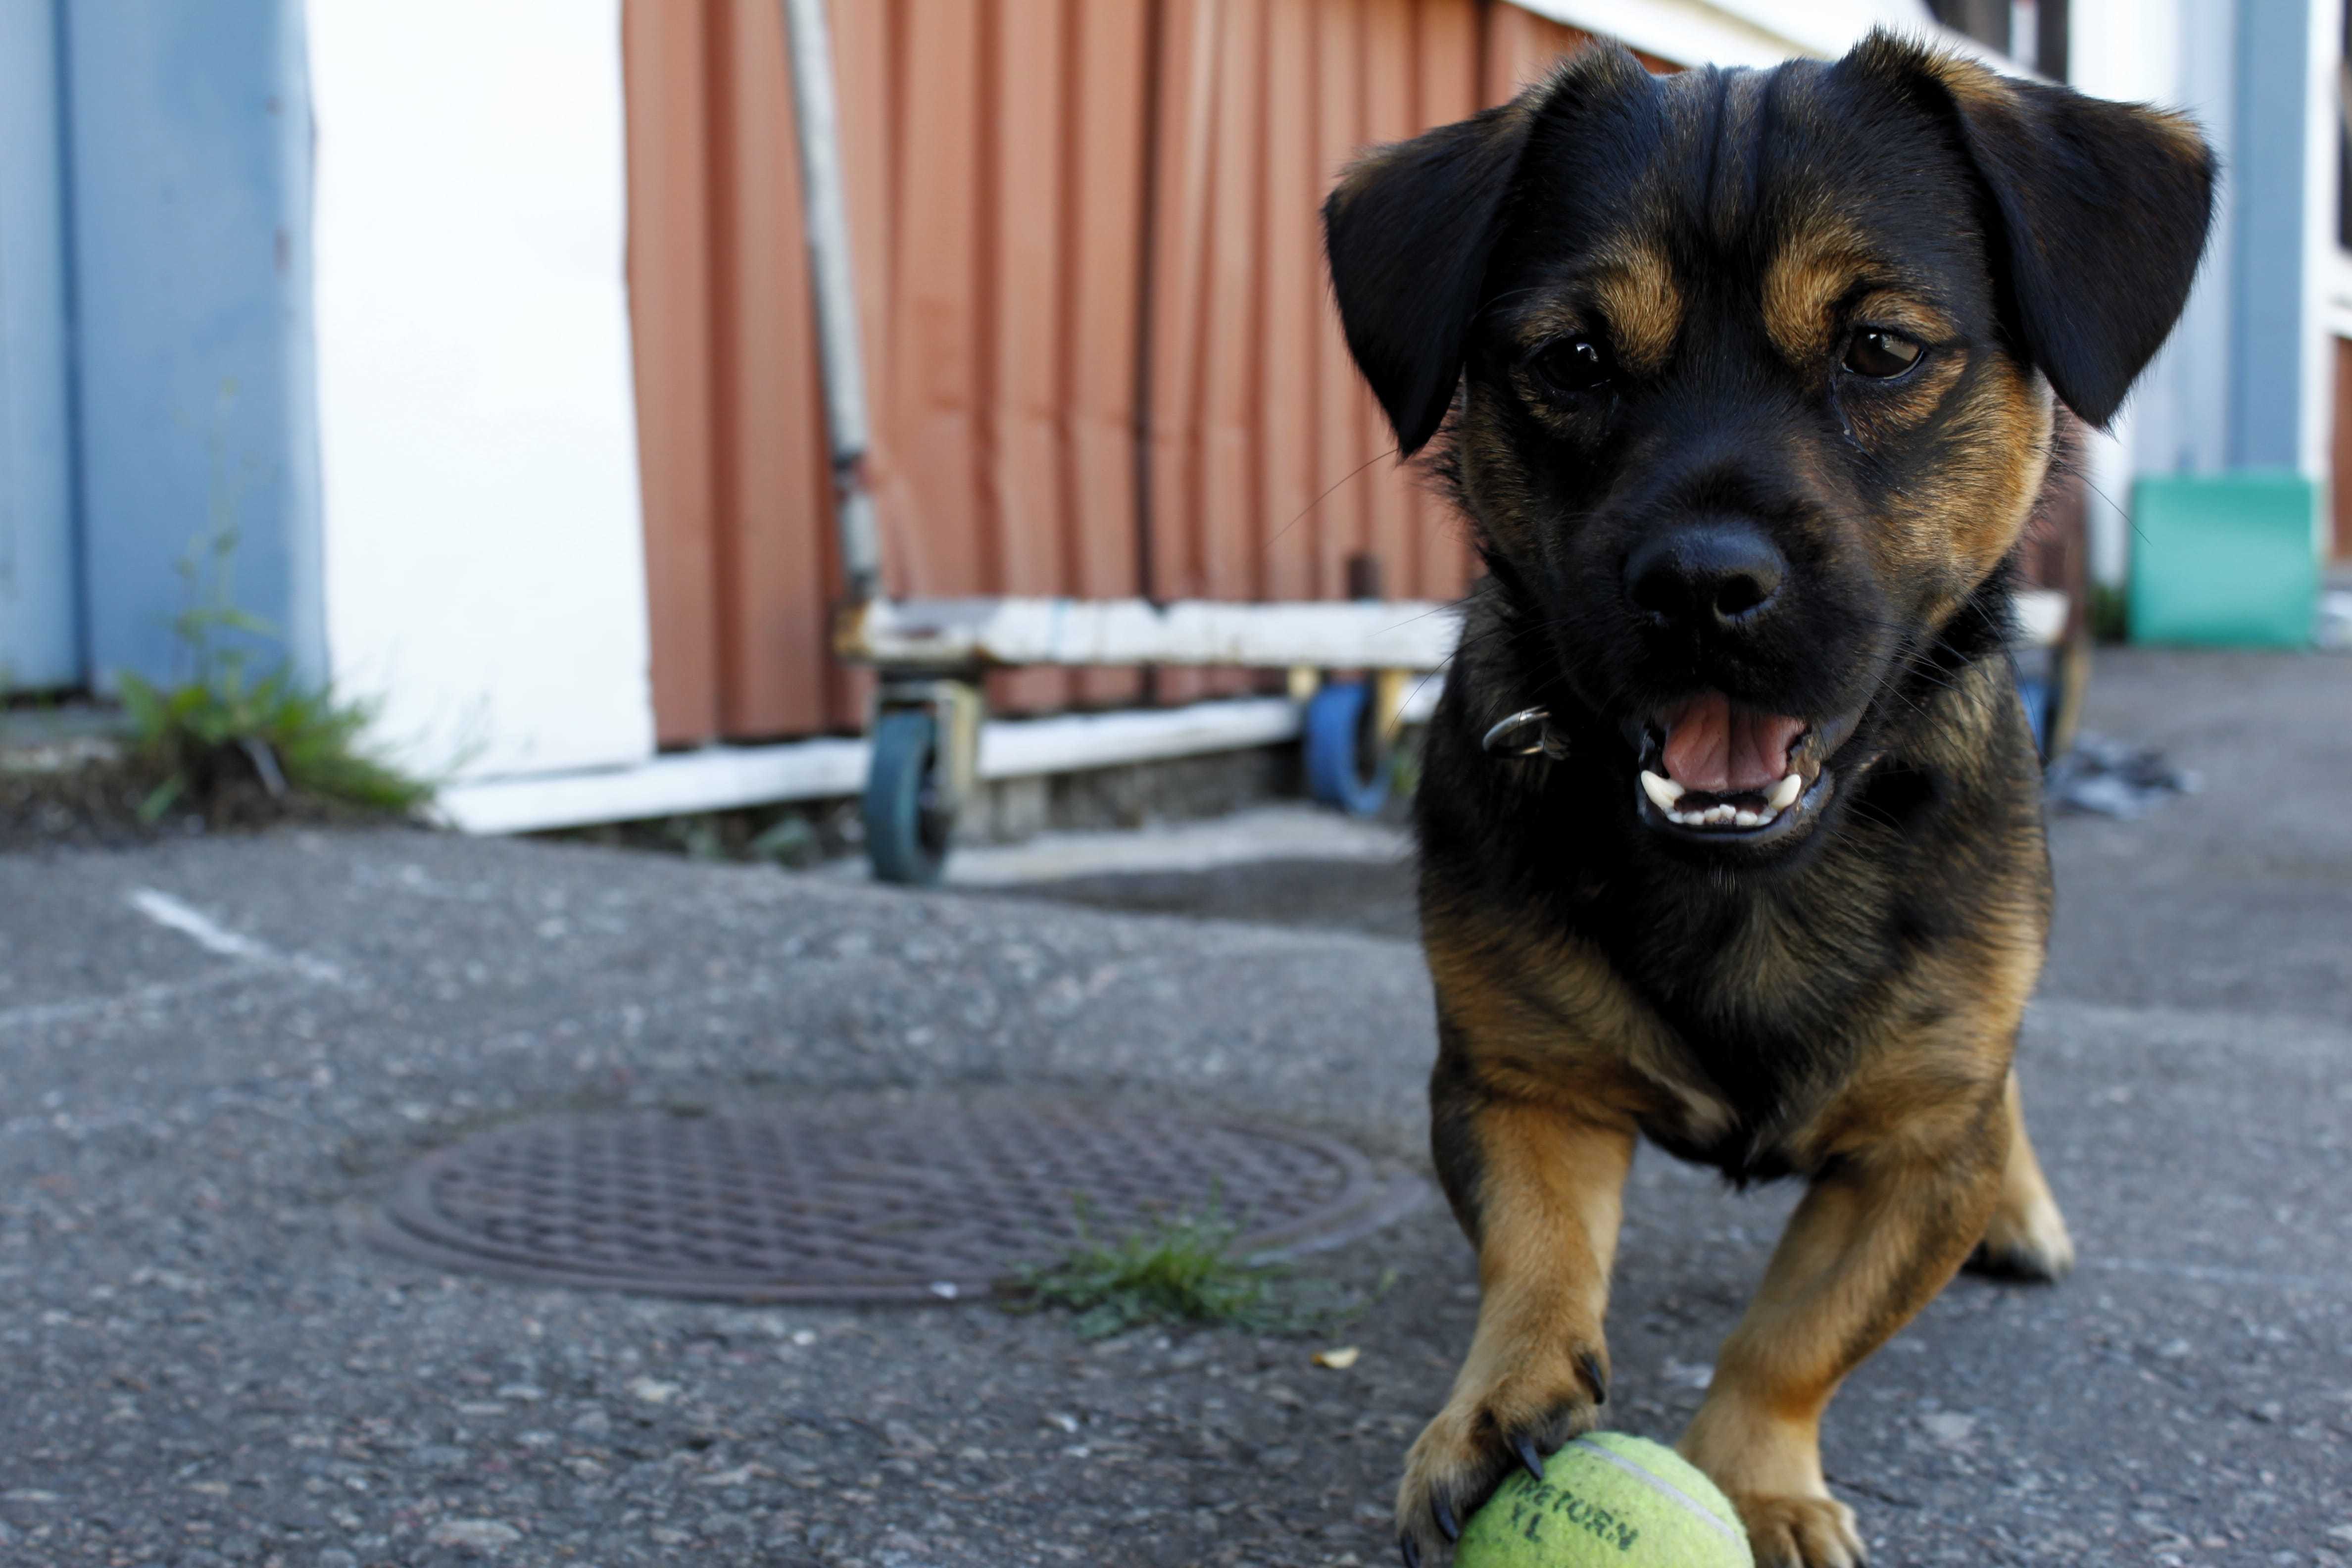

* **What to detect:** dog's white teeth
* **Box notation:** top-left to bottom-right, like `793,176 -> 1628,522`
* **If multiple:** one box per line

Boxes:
1660,784 -> 1791,832
1768,772 -> 1804,810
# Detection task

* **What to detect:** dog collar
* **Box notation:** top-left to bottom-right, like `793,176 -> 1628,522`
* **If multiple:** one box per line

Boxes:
1482,706 -> 1570,761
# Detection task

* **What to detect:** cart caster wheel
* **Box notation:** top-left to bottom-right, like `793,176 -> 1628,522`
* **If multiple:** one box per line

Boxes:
864,709 -> 954,886
1304,680 -> 1390,817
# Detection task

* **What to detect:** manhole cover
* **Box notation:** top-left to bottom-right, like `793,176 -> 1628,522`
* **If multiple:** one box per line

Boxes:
366,1093 -> 1420,1303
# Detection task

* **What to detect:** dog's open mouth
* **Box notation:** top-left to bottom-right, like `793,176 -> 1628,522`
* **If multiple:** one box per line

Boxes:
1633,692 -> 1847,840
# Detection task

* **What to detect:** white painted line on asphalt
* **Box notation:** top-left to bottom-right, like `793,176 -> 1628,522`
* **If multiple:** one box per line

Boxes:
2090,1257 -> 2349,1295
128,888 -> 272,962
0,970 -> 264,1034
126,888 -> 345,985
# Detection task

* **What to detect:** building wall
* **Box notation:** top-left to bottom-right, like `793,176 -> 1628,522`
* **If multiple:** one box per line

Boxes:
2290,0 -> 2344,499
2068,0 -> 2346,582
2333,337 -> 2352,554
2227,0 -> 2315,472
623,0 -> 1611,748
2297,0 -> 2352,563
310,0 -> 656,782
59,0 -> 324,693
0,0 -> 78,691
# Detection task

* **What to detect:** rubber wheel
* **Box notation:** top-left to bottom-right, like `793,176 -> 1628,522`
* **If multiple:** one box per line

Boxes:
1303,680 -> 1390,817
864,709 -> 953,886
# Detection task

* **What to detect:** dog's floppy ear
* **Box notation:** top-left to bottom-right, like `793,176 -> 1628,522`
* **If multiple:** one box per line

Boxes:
1850,32 -> 2214,428
1323,100 -> 1536,456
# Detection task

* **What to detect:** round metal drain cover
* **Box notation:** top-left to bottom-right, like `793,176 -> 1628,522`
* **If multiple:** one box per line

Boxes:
366,1093 -> 1413,1303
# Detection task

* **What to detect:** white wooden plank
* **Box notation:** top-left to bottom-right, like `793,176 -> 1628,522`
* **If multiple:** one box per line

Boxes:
841,597 -> 1465,669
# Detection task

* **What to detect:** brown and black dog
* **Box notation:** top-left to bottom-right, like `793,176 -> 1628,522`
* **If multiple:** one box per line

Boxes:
1322,31 -> 2212,1568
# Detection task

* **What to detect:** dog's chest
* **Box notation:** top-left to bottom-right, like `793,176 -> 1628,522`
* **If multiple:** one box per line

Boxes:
1604,888 -> 1886,1167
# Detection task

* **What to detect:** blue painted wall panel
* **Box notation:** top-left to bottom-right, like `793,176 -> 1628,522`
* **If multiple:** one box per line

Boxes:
0,0 -> 79,689
61,0 -> 322,690
2225,0 -> 2309,473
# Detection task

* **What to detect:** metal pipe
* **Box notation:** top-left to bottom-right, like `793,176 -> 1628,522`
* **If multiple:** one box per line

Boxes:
778,0 -> 882,603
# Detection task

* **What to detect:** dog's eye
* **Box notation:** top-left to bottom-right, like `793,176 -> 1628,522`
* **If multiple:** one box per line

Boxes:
1842,329 -> 1924,379
1527,337 -> 1613,398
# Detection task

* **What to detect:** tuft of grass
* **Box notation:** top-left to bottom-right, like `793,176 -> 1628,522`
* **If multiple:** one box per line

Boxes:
119,667 -> 430,824
1009,1201 -> 1355,1340
108,506 -> 430,827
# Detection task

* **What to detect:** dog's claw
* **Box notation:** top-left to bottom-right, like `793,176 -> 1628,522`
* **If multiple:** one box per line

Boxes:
1433,1498 -> 1461,1542
1399,1536 -> 1422,1568
1513,1431 -> 1546,1480
1580,1351 -> 1609,1405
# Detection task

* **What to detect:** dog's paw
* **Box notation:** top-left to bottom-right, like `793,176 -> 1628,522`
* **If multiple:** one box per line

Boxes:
1965,1188 -> 2075,1282
1392,1346 -> 1608,1565
1733,1491 -> 1868,1568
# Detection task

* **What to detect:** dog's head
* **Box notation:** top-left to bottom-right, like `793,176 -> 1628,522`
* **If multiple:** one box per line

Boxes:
1326,33 -> 2211,860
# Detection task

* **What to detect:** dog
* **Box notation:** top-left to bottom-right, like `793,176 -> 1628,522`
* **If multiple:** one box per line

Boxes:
1322,31 -> 2212,1568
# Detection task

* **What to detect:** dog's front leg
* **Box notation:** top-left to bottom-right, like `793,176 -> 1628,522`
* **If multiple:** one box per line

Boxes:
1395,1036 -> 1636,1566
1967,1067 -> 2075,1281
1679,1089 -> 2009,1568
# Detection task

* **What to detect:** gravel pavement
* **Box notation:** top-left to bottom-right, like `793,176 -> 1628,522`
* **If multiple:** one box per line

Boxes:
2,648 -> 2348,1568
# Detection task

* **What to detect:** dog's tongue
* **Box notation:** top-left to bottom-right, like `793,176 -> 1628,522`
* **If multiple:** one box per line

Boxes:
1660,693 -> 1807,796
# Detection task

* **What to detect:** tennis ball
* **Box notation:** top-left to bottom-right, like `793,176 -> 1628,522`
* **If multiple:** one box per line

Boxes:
1453,1432 -> 1753,1567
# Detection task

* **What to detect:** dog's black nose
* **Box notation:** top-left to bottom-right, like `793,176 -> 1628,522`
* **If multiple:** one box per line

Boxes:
1624,521 -> 1787,630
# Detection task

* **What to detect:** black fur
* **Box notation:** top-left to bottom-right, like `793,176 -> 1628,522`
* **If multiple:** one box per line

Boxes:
1325,32 -> 2213,1182
1849,35 -> 2218,428
1323,101 -> 1534,457
1417,562 -> 2042,1181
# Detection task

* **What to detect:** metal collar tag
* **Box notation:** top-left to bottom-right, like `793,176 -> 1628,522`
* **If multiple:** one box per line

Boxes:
1481,706 -> 1569,761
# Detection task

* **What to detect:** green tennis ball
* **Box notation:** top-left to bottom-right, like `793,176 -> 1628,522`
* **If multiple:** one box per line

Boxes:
1453,1432 -> 1754,1568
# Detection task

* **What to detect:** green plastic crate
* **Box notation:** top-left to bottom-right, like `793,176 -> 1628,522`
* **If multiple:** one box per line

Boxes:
2129,472 -> 2320,648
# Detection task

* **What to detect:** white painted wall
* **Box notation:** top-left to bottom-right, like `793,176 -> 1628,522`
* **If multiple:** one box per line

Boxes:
2067,0 -> 2192,586
2297,0 -> 2344,514
1509,0 -> 1941,68
310,0 -> 654,782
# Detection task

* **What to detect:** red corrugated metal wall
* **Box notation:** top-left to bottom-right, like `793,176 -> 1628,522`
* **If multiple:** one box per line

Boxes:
624,0 -> 1594,745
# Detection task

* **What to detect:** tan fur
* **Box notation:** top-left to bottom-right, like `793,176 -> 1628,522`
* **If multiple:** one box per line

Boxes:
1679,1090 -> 2006,1568
1760,216 -> 1880,367
1368,41 -> 2179,1567
1975,1069 -> 2077,1277
1395,1092 -> 1635,1537
1591,240 -> 1685,374
1423,901 -> 1738,1147
1406,645 -> 2059,1563
1504,237 -> 1686,384
1453,384 -> 1547,561
1880,362 -> 2056,630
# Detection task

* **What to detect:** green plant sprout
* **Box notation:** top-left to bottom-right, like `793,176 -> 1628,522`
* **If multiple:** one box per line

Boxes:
1009,1195 -> 1364,1339
118,512 -> 427,823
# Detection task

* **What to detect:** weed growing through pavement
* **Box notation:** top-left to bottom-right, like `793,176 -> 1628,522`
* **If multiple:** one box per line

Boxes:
121,667 -> 429,822
1008,1197 -> 1368,1339
119,523 -> 428,823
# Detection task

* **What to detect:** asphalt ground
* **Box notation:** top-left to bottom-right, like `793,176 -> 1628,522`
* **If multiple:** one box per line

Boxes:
2,647 -> 2347,1568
